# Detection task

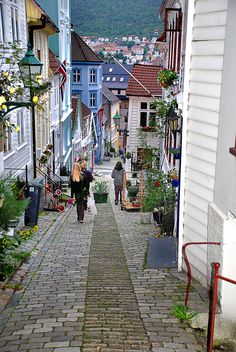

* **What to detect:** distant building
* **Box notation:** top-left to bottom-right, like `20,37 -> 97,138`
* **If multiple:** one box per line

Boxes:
71,30 -> 103,164
126,64 -> 162,170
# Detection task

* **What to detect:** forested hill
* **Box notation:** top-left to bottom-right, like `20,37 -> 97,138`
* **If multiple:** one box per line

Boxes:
71,0 -> 163,38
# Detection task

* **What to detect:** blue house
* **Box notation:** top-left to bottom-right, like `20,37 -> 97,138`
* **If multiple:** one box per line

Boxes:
37,0 -> 73,175
71,31 -> 103,164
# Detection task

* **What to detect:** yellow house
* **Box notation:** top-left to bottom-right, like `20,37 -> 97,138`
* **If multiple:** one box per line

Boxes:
26,0 -> 59,171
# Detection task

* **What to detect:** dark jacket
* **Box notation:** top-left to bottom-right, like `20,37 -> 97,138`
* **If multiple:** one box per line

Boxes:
69,175 -> 87,199
82,169 -> 93,194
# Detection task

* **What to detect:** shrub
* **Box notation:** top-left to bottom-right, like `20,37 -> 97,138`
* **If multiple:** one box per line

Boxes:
92,180 -> 108,194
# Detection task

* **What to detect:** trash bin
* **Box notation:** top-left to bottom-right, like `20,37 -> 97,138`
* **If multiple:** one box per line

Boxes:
25,179 -> 43,226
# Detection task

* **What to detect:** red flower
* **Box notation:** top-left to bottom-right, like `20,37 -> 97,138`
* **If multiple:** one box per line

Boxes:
155,181 -> 161,187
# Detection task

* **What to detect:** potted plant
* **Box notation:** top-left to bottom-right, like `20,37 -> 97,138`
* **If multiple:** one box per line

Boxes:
157,69 -> 178,88
39,155 -> 48,164
169,147 -> 181,160
142,169 -> 177,236
92,180 -> 109,204
127,185 -> 139,202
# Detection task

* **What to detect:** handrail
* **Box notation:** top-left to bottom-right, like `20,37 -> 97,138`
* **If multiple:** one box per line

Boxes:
182,242 -> 221,307
36,158 -> 65,184
207,263 -> 236,352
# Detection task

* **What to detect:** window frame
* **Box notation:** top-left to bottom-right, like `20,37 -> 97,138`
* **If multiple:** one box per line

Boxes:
90,92 -> 96,108
0,1 -> 5,43
139,101 -> 155,128
90,68 -> 97,84
17,110 -> 25,146
10,0 -> 20,42
73,68 -> 81,83
4,126 -> 12,153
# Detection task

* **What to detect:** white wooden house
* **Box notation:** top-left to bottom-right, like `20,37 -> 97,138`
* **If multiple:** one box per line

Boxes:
0,0 -> 31,179
161,0 -> 236,321
126,64 -> 162,169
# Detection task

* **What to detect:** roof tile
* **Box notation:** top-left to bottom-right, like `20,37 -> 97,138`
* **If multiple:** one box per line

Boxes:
71,31 -> 103,62
126,64 -> 162,97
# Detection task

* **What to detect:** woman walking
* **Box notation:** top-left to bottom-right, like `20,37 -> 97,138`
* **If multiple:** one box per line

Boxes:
69,163 -> 87,222
111,161 -> 125,205
80,160 -> 93,210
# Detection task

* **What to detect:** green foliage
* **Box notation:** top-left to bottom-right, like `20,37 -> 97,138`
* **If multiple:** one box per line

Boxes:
0,250 -> 30,281
0,177 -> 28,231
142,169 -> 176,214
71,0 -> 163,38
171,304 -> 198,322
92,180 -> 108,193
127,186 -> 139,198
157,69 -> 178,88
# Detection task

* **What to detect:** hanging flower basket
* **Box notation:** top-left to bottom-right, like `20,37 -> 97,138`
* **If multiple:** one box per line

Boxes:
43,149 -> 51,156
47,144 -> 53,150
157,69 -> 178,88
172,179 -> 179,187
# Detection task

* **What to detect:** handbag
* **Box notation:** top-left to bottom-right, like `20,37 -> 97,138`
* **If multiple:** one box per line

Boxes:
87,195 -> 97,215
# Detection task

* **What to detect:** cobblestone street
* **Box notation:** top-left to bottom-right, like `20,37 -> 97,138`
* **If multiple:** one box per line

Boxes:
0,162 -> 208,352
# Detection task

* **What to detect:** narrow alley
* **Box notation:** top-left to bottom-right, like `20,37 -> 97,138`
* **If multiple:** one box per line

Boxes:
0,161 -> 208,352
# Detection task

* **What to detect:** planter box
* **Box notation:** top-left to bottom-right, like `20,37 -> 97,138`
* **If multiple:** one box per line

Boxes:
147,237 -> 177,269
94,193 -> 108,204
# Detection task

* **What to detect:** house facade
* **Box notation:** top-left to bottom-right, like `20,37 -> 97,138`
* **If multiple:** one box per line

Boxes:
0,0 -> 31,179
37,0 -> 73,175
126,64 -> 162,169
160,0 -> 236,320
71,30 -> 103,164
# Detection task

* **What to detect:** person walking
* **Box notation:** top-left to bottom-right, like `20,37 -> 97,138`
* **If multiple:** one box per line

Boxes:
69,163 -> 87,222
111,161 -> 125,205
80,160 -> 93,210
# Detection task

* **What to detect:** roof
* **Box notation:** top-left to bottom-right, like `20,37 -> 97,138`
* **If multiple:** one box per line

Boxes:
49,49 -> 60,73
27,1 -> 59,33
71,31 -> 103,63
102,63 -> 132,90
81,102 -> 91,119
102,84 -> 120,103
126,64 -> 162,97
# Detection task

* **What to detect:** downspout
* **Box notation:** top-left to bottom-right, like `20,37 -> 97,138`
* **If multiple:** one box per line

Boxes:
28,15 -> 47,49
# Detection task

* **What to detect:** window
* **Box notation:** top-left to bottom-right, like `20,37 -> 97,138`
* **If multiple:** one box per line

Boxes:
4,126 -> 12,153
140,112 -> 147,127
112,77 -> 116,81
90,69 -> 97,83
109,68 -> 113,72
73,68 -> 81,83
17,111 -> 25,145
10,0 -> 19,42
140,101 -> 155,127
120,77 -> 124,82
106,77 -> 110,81
90,93 -> 96,107
0,1 -> 5,42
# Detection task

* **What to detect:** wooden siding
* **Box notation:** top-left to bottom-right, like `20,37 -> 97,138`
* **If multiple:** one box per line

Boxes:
182,0 -> 228,284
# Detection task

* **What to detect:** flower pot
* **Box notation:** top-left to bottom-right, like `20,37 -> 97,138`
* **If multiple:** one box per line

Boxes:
93,193 -> 108,204
171,179 -> 179,187
174,153 -> 181,160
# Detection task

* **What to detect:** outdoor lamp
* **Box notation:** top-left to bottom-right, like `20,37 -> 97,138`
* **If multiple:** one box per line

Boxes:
167,108 -> 179,136
18,44 -> 43,88
113,112 -> 121,130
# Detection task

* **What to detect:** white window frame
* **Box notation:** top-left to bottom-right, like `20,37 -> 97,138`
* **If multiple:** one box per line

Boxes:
17,110 -> 25,145
90,69 -> 97,84
10,0 -> 19,42
4,126 -> 12,153
0,1 -> 5,43
90,93 -> 96,107
139,101 -> 155,127
73,68 -> 81,83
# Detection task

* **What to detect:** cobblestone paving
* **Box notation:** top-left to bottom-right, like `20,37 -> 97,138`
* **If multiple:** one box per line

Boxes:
0,207 -> 94,352
0,163 -> 209,352
82,201 -> 151,351
109,180 -> 207,352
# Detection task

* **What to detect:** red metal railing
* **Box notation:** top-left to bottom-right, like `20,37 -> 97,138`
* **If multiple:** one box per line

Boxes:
207,262 -> 236,352
182,242 -> 221,307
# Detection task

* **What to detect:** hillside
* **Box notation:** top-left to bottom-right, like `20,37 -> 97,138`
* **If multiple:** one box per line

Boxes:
71,0 -> 163,38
